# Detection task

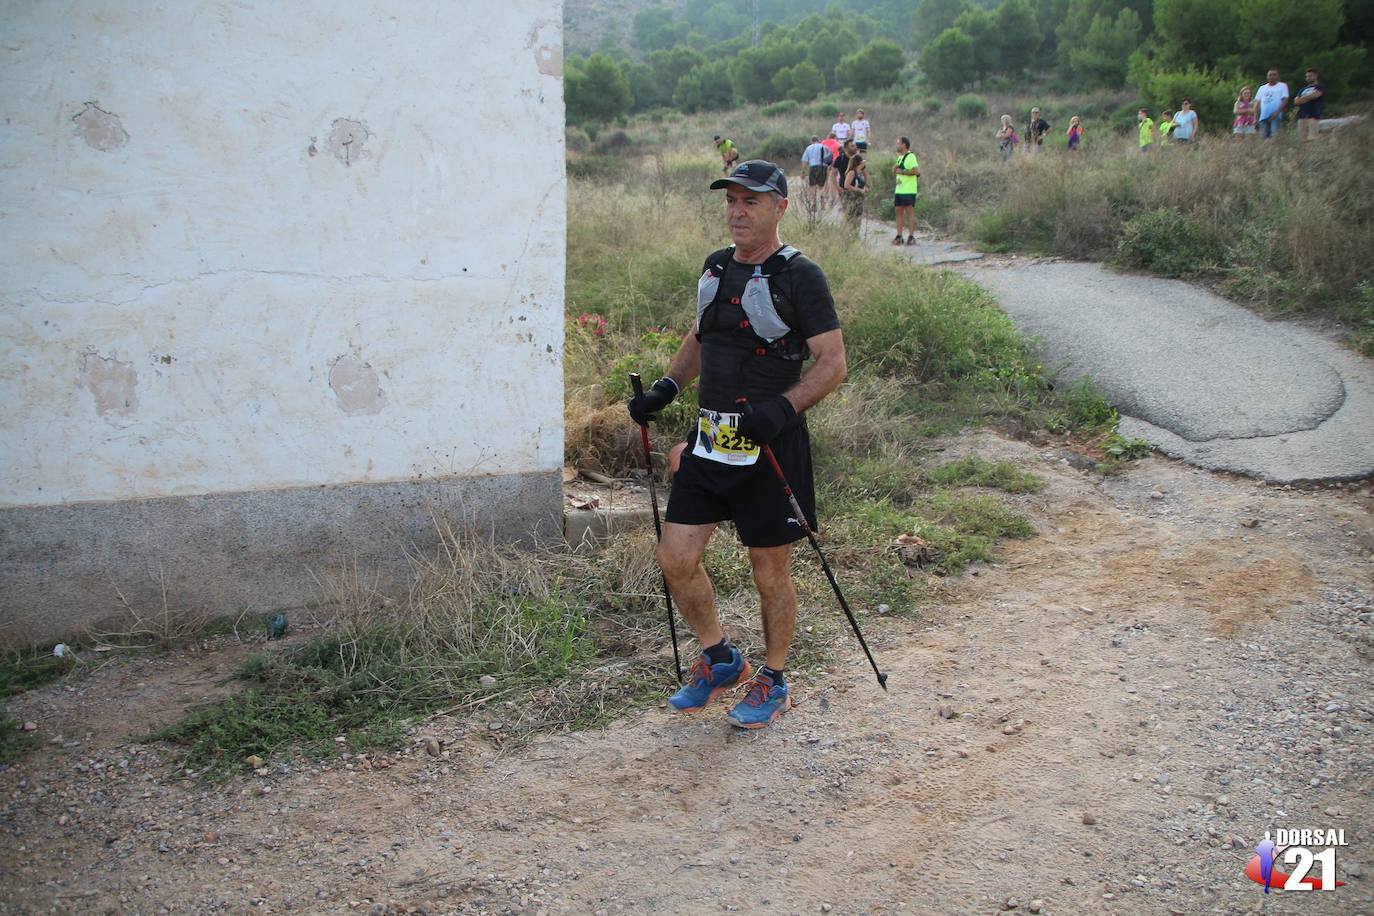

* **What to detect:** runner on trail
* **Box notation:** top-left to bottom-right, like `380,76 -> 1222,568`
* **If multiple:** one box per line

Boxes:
892,136 -> 920,245
626,159 -> 848,729
714,135 -> 740,174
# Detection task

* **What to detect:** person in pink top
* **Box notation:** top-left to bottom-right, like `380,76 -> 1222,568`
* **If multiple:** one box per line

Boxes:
820,133 -> 841,203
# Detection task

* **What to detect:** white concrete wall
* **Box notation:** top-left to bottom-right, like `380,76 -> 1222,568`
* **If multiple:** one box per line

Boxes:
0,1 -> 566,508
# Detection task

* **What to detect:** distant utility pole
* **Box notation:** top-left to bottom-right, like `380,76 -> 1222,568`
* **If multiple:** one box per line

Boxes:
752,0 -> 760,47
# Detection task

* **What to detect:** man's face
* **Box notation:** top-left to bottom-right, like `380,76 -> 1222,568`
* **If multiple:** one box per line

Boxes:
837,112 -> 846,120
1306,70 -> 1317,84
1268,70 -> 1279,84
897,140 -> 908,153
1032,109 -> 1040,119
725,187 -> 786,248
845,140 -> 857,153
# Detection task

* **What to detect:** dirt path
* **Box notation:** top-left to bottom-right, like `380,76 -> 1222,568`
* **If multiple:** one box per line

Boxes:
3,433 -> 1372,915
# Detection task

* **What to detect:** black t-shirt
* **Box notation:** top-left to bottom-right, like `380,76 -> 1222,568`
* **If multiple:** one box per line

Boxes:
834,151 -> 850,177
1296,83 -> 1325,118
695,247 -> 840,412
1029,118 -> 1050,142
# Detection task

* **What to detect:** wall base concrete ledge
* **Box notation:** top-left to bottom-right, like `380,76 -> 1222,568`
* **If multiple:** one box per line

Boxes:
0,470 -> 562,646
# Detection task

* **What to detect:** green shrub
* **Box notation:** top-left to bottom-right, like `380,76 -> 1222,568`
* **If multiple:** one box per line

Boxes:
955,93 -> 988,120
756,133 -> 809,165
593,129 -> 634,155
565,126 -> 592,153
843,269 -> 1040,389
605,330 -> 695,431
761,99 -> 800,117
923,97 -> 943,112
805,101 -> 840,118
1114,208 -> 1224,277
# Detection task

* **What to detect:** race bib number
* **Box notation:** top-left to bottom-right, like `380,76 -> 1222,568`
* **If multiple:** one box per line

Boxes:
691,409 -> 760,466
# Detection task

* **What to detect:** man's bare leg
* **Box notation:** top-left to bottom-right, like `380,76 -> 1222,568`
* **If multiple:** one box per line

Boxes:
657,521 -> 721,649
749,543 -> 796,670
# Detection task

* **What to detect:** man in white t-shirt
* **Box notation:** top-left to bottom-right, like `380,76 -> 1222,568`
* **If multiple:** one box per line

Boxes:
1255,69 -> 1289,140
850,108 -> 872,151
832,112 -> 851,143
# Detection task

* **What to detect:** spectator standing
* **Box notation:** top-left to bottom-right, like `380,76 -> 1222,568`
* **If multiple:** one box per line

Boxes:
715,135 -> 740,173
1026,107 -> 1051,152
892,136 -> 920,246
851,108 -> 872,151
832,112 -> 851,144
1066,116 -> 1083,153
1293,68 -> 1325,141
841,153 -> 868,228
800,135 -> 828,202
1255,69 -> 1289,140
1137,108 -> 1155,154
1232,88 -> 1257,138
1172,99 -> 1200,143
821,133 -> 842,203
996,115 -> 1019,161
1159,110 -> 1176,143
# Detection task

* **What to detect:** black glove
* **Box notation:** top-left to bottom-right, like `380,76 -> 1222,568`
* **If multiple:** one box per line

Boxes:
736,395 -> 796,445
628,377 -> 678,425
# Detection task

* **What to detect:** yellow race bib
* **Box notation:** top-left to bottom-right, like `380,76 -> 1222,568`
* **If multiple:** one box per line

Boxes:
691,409 -> 760,466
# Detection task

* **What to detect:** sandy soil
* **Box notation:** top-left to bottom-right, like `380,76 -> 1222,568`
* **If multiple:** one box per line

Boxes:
3,432 -> 1372,916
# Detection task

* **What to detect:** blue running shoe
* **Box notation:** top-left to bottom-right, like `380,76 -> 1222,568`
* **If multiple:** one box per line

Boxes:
668,648 -> 750,712
726,670 -> 792,729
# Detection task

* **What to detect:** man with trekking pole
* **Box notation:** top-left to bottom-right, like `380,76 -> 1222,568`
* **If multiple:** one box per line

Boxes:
627,159 -> 882,729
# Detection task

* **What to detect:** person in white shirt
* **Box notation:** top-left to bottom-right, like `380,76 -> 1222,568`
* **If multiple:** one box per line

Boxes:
850,108 -> 872,151
832,113 -> 851,143
1254,69 -> 1289,140
1171,98 -> 1200,143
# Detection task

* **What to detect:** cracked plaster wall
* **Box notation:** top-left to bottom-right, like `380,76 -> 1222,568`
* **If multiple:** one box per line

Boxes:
0,2 -> 567,509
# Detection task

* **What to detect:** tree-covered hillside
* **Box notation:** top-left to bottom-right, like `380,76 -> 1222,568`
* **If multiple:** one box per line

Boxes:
565,0 -> 1371,131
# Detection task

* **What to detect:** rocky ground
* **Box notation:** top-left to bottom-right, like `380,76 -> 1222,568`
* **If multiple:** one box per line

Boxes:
2,432 -> 1372,915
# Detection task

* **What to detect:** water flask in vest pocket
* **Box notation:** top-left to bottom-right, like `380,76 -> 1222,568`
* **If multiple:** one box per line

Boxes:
741,268 -> 791,343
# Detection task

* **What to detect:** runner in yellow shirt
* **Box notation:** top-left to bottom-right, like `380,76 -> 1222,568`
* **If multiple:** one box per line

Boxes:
892,137 -> 920,245
714,136 -> 739,174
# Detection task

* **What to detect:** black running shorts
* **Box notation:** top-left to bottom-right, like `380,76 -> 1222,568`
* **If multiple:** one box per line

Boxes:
894,193 -> 917,208
808,165 -> 828,187
665,422 -> 817,548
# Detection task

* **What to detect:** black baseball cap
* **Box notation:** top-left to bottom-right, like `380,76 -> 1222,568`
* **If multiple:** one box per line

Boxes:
709,159 -> 788,198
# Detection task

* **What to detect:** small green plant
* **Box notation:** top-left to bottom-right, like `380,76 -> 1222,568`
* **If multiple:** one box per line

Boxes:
804,101 -> 840,118
0,715 -> 38,765
923,97 -> 943,113
955,94 -> 988,120
1102,431 -> 1151,461
0,649 -> 76,699
926,456 -> 1045,493
1051,377 -> 1117,432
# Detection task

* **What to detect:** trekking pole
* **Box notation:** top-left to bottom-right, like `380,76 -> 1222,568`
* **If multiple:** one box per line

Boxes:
737,399 -> 888,691
630,373 -> 682,685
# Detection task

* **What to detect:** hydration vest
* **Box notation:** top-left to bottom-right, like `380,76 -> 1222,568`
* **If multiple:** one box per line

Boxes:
695,245 -> 806,358
694,245 -> 811,412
